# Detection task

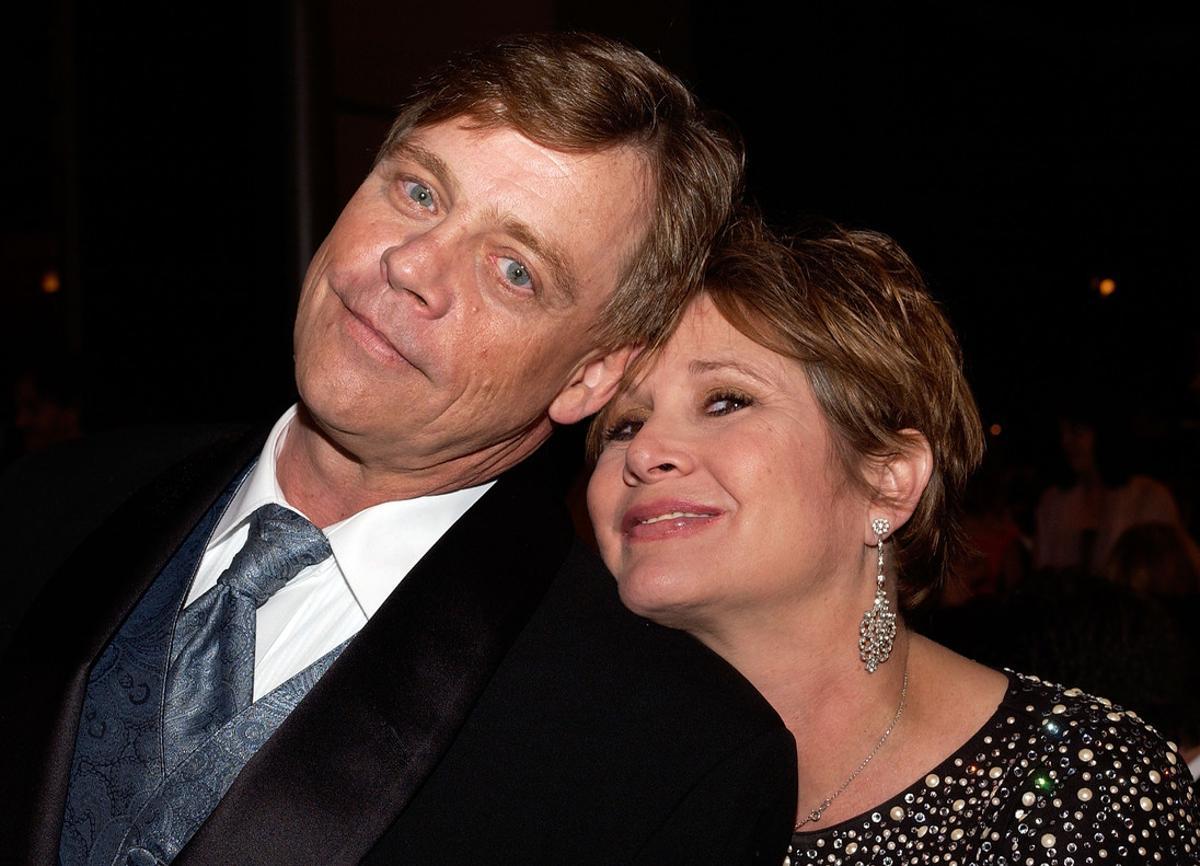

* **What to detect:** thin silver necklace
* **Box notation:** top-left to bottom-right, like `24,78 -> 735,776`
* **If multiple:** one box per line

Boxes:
793,664 -> 909,830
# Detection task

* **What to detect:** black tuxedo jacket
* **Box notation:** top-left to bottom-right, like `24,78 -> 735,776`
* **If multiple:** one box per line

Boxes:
0,428 -> 797,865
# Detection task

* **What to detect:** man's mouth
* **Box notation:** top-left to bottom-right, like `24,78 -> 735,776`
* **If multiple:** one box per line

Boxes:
339,298 -> 422,373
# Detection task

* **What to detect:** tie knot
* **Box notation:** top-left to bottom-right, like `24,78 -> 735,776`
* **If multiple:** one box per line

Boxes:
217,503 -> 332,606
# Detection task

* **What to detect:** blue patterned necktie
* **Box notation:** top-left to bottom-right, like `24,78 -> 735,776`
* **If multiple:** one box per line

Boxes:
162,503 -> 332,769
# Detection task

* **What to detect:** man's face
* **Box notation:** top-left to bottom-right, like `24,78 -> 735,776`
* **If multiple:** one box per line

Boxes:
293,119 -> 651,471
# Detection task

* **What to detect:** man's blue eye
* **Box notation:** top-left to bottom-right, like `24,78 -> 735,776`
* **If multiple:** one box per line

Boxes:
404,180 -> 435,210
499,257 -> 533,289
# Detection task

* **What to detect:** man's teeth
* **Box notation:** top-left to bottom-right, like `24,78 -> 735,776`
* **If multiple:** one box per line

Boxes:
639,511 -> 710,525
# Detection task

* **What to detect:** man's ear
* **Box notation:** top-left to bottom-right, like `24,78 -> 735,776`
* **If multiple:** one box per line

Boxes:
863,429 -> 933,545
548,346 -> 637,426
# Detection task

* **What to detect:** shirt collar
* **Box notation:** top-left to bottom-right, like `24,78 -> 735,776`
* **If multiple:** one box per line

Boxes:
325,485 -> 491,616
209,404 -> 298,546
211,404 -> 494,618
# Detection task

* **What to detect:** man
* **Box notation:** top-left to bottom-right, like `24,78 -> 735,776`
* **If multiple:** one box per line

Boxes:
1,34 -> 796,865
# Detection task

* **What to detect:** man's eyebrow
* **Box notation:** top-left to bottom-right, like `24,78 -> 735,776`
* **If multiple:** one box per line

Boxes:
688,359 -> 773,388
496,213 -> 577,304
388,140 -> 458,198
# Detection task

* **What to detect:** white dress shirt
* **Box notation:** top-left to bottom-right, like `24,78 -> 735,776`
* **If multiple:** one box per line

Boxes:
185,405 -> 493,700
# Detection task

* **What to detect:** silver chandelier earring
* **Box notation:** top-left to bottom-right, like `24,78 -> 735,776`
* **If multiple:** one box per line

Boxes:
858,517 -> 897,673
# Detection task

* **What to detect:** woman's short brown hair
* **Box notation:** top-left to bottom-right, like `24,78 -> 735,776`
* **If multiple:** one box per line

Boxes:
592,214 -> 984,608
375,32 -> 743,352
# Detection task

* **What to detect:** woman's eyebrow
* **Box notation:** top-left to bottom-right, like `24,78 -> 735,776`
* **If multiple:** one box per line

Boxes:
687,359 -> 772,388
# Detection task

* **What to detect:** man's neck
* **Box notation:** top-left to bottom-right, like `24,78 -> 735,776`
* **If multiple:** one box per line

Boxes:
276,405 -> 548,528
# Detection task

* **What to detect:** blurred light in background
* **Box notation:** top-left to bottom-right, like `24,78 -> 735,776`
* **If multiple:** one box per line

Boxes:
989,423 -> 1003,436
41,269 -> 61,294
1098,277 -> 1116,297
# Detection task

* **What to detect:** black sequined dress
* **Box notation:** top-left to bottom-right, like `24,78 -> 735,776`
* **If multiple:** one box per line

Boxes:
787,672 -> 1199,865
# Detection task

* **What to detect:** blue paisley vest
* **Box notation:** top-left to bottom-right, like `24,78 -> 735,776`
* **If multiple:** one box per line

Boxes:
58,472 -> 348,866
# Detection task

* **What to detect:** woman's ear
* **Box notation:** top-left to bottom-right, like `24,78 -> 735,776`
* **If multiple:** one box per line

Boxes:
863,429 -> 933,544
548,346 -> 638,425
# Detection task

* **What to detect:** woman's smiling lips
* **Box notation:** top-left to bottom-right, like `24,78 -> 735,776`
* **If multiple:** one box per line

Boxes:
621,500 -> 724,541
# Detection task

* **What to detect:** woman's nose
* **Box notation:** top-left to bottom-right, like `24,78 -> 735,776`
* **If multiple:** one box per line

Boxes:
623,426 -> 694,484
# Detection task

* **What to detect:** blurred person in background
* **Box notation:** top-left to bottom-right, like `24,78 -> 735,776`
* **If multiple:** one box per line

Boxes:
1035,407 -> 1199,574
942,457 -> 1026,606
7,363 -> 82,462
1105,522 -> 1200,784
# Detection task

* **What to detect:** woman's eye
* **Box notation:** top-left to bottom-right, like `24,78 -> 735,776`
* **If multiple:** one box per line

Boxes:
498,256 -> 534,290
603,417 -> 643,443
402,180 -> 436,211
705,391 -> 753,416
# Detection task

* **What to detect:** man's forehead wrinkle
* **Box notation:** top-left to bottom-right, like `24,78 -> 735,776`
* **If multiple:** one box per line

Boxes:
462,124 -> 580,180
528,145 -> 580,182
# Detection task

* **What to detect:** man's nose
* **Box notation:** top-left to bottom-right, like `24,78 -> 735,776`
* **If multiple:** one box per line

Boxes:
380,229 -> 455,319
623,424 -> 694,485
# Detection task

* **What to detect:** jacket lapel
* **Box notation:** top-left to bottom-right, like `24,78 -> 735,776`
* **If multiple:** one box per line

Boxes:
177,446 -> 575,866
0,428 -> 266,866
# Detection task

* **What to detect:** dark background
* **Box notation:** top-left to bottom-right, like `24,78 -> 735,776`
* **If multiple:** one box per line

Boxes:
4,2 -> 1197,496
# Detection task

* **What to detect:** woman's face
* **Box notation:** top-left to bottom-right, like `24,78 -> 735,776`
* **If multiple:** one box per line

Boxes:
587,295 -> 870,635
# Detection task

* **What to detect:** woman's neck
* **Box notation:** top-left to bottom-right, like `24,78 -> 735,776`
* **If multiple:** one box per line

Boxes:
696,590 -> 913,828
702,606 -> 1008,831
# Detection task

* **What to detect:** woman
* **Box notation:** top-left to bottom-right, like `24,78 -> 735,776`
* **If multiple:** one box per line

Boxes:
586,217 -> 1199,864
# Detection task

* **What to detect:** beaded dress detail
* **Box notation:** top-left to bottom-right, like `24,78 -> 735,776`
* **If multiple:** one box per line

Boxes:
786,672 -> 1199,865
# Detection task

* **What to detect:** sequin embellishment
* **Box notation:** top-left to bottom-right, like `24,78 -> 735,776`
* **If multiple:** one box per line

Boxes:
787,672 -> 1200,865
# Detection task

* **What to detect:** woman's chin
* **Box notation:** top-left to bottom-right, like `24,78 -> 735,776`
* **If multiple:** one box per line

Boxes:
615,565 -> 713,631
